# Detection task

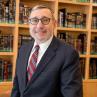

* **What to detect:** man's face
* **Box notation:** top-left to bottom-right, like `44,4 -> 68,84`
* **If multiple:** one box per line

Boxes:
29,8 -> 56,44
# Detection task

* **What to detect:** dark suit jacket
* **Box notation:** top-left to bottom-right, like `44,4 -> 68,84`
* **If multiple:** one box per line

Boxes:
11,36 -> 83,97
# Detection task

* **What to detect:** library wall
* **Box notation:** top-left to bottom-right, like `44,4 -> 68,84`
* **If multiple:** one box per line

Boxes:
0,0 -> 97,97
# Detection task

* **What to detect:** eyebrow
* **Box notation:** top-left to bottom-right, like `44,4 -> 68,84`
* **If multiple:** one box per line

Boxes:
29,16 -> 52,19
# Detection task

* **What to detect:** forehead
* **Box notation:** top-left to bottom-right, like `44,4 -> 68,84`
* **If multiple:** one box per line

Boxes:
30,9 -> 52,18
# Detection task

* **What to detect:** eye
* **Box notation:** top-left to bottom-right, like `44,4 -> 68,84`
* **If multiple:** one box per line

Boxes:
31,18 -> 38,22
42,17 -> 50,22
29,18 -> 38,24
41,17 -> 50,24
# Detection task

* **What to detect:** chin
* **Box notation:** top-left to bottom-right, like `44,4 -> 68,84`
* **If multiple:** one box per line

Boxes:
40,38 -> 48,43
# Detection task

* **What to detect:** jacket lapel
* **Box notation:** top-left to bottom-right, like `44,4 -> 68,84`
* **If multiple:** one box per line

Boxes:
25,36 -> 58,90
22,40 -> 34,89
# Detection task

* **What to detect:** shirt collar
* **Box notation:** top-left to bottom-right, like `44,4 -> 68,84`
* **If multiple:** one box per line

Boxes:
34,35 -> 53,51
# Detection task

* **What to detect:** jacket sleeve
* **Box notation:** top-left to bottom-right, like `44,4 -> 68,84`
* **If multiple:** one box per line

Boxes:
10,70 -> 20,97
61,49 -> 83,97
10,49 -> 21,97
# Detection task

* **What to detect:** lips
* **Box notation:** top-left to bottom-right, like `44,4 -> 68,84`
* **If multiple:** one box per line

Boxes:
36,30 -> 47,33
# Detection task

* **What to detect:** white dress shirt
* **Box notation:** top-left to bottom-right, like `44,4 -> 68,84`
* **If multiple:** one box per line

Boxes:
28,35 -> 53,67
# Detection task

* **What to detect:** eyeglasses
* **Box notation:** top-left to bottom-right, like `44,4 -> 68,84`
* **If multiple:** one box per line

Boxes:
29,17 -> 51,25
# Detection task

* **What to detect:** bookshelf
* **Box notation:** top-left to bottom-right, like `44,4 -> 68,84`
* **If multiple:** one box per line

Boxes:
0,0 -> 97,97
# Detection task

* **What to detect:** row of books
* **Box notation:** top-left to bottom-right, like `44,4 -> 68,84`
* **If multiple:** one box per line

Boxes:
0,34 -> 32,51
89,58 -> 97,79
0,32 -> 32,52
0,0 -> 16,24
18,34 -> 32,48
93,0 -> 97,3
0,59 -> 12,82
19,3 -> 32,24
57,32 -> 87,54
0,33 -> 13,52
58,8 -> 86,28
80,58 -> 97,79
80,58 -> 85,79
91,37 -> 97,54
92,14 -> 97,29
77,0 -> 90,2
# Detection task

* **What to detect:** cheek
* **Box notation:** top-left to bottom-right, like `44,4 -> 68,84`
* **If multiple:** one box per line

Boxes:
48,25 -> 54,32
30,26 -> 36,33
29,28 -> 36,38
29,24 -> 36,30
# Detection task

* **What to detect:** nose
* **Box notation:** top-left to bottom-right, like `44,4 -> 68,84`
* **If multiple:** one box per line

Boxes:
36,20 -> 44,29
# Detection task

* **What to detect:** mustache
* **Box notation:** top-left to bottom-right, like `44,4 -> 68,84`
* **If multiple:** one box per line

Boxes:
34,29 -> 47,33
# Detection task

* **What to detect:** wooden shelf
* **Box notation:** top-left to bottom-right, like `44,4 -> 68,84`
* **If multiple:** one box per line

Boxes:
57,27 -> 88,32
21,0 -> 55,3
42,0 -> 55,2
0,82 -> 12,86
91,29 -> 97,32
80,54 -> 87,58
0,23 -> 15,27
18,24 -> 29,28
59,0 -> 90,6
83,79 -> 97,83
90,55 -> 97,58
92,3 -> 97,7
0,52 -> 15,56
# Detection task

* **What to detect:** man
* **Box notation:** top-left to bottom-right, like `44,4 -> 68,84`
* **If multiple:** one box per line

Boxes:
11,5 -> 83,97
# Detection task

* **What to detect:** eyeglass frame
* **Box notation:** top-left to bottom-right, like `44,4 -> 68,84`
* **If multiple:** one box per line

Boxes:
28,17 -> 52,25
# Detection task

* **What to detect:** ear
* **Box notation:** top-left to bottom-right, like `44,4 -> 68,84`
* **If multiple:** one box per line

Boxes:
53,19 -> 57,28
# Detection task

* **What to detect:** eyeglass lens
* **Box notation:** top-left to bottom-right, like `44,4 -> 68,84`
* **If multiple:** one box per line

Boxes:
29,17 -> 51,25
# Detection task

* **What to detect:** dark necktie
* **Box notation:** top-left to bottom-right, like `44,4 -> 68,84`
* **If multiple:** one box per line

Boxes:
27,45 -> 39,81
